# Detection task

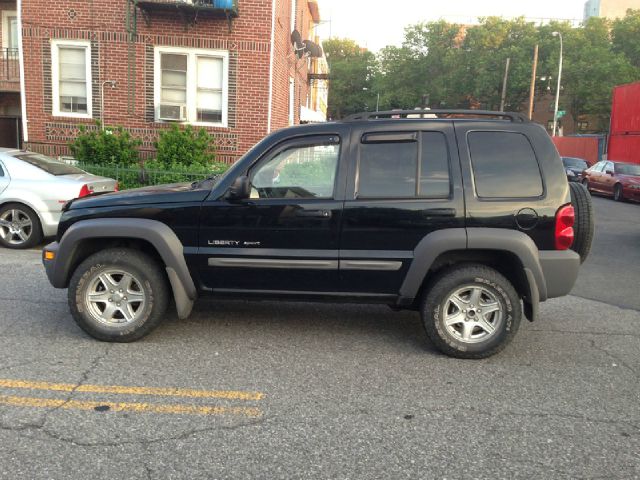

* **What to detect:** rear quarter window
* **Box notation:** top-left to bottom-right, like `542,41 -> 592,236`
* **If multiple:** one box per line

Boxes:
468,131 -> 543,199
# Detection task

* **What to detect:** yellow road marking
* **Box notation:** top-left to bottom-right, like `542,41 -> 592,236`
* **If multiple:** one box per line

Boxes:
0,379 -> 264,401
0,394 -> 262,418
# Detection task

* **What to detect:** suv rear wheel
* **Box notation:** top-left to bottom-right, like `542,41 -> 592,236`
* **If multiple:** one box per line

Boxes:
421,265 -> 521,359
68,248 -> 169,342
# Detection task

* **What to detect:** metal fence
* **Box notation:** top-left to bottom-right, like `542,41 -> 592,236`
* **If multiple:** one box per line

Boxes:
77,163 -> 213,190
0,49 -> 19,82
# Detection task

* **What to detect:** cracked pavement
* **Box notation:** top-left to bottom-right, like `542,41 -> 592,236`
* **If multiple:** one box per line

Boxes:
0,197 -> 638,479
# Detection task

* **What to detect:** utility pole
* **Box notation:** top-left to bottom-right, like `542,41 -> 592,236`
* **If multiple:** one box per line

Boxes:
528,45 -> 539,120
500,57 -> 511,112
552,32 -> 564,137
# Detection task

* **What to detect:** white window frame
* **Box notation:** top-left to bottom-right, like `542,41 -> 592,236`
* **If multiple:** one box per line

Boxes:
154,46 -> 229,128
51,39 -> 92,119
2,11 -> 18,50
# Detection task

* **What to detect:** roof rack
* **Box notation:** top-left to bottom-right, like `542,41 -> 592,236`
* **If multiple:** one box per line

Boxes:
343,109 -> 529,123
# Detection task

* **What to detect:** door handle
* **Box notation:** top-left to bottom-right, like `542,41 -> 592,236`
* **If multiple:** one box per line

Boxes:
421,208 -> 456,217
295,209 -> 332,218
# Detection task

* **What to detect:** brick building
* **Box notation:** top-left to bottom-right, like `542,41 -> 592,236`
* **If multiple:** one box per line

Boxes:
9,0 -> 327,163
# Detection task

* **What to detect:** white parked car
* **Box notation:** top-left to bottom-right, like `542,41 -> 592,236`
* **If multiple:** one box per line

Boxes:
0,149 -> 117,249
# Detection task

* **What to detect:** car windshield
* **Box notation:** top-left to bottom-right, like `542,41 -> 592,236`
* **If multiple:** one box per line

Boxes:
14,153 -> 86,176
562,158 -> 588,169
616,163 -> 640,176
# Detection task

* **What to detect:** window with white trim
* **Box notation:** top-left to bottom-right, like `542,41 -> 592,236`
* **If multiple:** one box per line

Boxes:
2,11 -> 18,50
51,40 -> 92,118
154,47 -> 229,127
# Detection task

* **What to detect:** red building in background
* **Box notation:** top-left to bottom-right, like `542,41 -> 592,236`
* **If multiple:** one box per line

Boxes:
12,0 -> 326,163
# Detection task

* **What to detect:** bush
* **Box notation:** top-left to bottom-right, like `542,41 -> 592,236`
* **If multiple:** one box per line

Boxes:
70,121 -> 141,166
154,124 -> 220,169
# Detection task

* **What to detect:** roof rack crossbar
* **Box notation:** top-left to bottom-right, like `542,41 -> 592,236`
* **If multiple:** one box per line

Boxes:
343,109 -> 529,123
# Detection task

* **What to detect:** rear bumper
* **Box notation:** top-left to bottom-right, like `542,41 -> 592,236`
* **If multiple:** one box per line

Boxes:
538,250 -> 581,299
40,210 -> 61,238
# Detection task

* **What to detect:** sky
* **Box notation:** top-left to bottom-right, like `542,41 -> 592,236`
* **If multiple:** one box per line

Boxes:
315,0 -> 587,51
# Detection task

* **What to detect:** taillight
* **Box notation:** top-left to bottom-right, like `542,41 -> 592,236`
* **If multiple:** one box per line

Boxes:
78,184 -> 91,198
114,182 -> 119,192
555,204 -> 575,250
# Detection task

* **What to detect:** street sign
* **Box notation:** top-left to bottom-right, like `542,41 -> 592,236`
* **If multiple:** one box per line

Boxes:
556,110 -> 566,119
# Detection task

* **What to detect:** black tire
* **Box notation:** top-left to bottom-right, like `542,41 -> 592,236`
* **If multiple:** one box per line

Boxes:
569,182 -> 594,263
613,183 -> 624,202
581,178 -> 590,191
0,203 -> 43,249
68,248 -> 169,342
421,264 -> 521,359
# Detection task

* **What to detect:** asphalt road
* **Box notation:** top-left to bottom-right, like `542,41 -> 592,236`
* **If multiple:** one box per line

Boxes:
0,196 -> 638,479
572,195 -> 640,310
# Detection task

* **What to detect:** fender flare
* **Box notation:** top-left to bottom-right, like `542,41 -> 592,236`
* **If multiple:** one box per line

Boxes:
46,218 -> 197,319
399,228 -> 547,318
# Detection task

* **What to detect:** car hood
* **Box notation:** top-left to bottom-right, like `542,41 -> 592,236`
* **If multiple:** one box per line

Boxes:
67,182 -> 211,210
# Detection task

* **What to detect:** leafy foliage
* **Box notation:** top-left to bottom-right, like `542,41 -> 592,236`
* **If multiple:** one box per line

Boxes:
70,122 -> 141,166
154,124 -> 222,170
327,13 -> 640,128
323,38 -> 378,118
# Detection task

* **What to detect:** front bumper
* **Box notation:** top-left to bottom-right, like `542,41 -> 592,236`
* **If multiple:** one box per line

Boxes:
42,242 -> 64,288
539,250 -> 581,299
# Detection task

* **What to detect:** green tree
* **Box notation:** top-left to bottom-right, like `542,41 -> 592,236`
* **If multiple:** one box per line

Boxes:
323,38 -> 377,119
612,9 -> 640,68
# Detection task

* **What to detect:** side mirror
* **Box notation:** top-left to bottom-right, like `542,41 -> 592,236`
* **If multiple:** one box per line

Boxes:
227,176 -> 251,201
606,170 -> 615,176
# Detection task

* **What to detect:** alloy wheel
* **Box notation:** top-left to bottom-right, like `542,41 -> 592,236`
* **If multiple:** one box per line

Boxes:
0,209 -> 33,246
442,285 -> 504,344
84,270 -> 147,326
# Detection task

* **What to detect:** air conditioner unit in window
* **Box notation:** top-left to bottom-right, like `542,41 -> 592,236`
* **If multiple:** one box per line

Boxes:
159,104 -> 187,122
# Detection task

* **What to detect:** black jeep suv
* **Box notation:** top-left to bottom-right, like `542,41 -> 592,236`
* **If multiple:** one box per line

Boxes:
43,110 -> 593,359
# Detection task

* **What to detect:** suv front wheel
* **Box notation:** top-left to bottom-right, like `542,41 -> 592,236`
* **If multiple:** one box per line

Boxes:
68,248 -> 169,342
421,265 -> 521,359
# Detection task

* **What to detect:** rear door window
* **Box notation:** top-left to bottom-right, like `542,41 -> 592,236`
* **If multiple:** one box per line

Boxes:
357,131 -> 450,198
468,131 -> 543,199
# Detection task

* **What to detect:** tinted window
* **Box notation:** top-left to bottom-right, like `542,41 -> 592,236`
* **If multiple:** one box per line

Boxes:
468,132 -> 543,198
359,140 -> 417,198
15,154 -> 85,176
0,163 -> 4,177
358,132 -> 450,198
616,163 -> 640,176
420,132 -> 450,197
592,162 -> 605,173
562,157 -> 587,170
251,141 -> 339,199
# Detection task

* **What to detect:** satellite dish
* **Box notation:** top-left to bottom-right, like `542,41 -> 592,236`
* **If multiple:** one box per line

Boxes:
291,30 -> 305,58
303,40 -> 323,58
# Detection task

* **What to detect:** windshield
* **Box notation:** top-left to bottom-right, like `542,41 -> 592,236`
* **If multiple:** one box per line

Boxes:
15,153 -> 86,176
616,163 -> 640,176
562,158 -> 588,169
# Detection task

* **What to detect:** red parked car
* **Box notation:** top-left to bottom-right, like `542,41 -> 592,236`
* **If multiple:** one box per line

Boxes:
582,160 -> 640,202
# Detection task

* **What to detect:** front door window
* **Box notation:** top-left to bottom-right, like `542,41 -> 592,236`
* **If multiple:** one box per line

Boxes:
251,142 -> 340,199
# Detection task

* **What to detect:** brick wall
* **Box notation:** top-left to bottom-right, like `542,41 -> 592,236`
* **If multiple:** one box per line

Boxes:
20,0 -> 315,163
